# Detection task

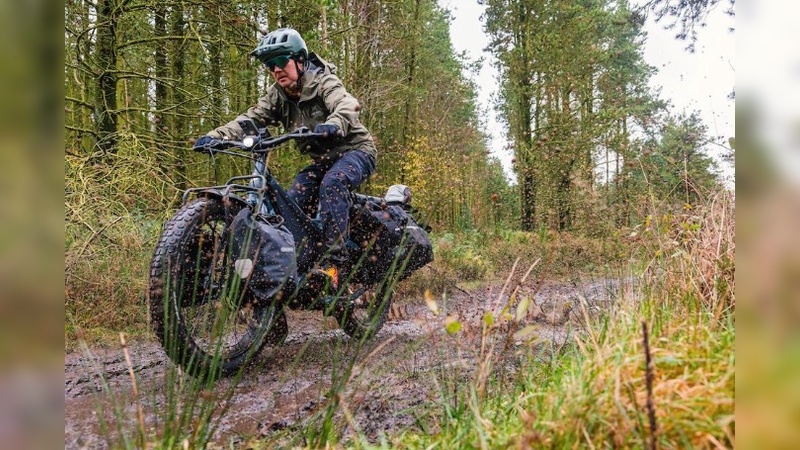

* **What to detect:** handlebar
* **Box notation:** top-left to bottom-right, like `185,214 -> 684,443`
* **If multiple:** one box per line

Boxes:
196,126 -> 327,155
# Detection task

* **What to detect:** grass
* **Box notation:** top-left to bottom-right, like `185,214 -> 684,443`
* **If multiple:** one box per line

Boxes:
385,292 -> 734,449
65,136 -> 175,347
65,218 -> 626,347
396,227 -> 629,300
382,191 -> 735,449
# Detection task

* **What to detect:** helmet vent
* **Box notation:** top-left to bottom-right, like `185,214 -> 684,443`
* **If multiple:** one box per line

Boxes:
281,34 -> 288,43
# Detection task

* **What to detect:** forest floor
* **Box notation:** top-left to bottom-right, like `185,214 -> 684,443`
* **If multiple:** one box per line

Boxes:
64,277 -> 631,448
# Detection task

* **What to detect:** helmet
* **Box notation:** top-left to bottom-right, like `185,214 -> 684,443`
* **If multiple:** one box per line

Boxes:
251,28 -> 308,65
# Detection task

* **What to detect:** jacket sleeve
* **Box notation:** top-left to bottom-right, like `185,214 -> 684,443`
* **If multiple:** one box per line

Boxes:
318,74 -> 362,136
207,88 -> 282,139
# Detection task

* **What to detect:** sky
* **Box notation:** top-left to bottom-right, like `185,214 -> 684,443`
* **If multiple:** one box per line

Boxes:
738,0 -> 800,187
437,0 -> 736,184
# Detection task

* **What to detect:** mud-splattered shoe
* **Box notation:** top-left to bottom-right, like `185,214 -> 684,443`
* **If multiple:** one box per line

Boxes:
308,265 -> 339,293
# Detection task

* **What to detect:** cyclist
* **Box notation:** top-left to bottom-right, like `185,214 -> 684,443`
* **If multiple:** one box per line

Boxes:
193,28 -> 377,290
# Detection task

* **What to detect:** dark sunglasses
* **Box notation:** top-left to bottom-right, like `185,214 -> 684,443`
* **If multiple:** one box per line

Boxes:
265,55 -> 291,71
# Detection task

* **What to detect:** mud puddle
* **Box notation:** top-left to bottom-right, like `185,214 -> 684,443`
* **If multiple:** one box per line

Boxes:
64,278 -> 631,448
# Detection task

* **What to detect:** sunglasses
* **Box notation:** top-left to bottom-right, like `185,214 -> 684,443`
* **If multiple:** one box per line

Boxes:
265,55 -> 291,71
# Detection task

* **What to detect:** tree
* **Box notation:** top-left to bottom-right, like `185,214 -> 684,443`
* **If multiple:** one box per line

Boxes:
483,0 -> 661,231
642,0 -> 735,51
625,112 -> 721,206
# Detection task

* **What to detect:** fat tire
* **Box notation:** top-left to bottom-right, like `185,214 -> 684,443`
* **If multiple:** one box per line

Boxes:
148,197 -> 286,378
334,281 -> 394,341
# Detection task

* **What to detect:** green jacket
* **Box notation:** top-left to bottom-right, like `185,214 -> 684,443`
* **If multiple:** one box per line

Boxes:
208,54 -> 377,163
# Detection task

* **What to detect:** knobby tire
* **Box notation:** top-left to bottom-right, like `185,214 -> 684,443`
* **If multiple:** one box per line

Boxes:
148,197 -> 286,378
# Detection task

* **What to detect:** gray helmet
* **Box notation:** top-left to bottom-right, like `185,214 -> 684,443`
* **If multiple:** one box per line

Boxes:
251,28 -> 308,64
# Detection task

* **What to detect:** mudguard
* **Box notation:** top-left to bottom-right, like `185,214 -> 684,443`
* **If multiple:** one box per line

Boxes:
183,187 -> 251,210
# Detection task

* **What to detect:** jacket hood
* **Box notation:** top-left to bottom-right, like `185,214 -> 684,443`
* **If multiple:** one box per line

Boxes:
273,53 -> 338,103
308,53 -> 337,75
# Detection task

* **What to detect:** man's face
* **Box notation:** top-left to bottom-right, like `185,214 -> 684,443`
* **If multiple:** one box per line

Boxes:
269,58 -> 300,91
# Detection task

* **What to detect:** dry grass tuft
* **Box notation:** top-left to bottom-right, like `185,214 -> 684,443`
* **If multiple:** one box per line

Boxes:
65,135 -> 178,343
636,191 -> 735,316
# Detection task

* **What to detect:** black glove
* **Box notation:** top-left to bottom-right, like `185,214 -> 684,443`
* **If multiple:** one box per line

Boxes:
192,135 -> 217,152
313,123 -> 342,138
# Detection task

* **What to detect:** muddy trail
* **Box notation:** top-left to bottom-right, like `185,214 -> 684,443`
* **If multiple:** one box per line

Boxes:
65,278 -> 630,448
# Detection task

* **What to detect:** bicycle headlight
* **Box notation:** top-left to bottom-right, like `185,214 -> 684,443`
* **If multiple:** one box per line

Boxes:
242,136 -> 256,148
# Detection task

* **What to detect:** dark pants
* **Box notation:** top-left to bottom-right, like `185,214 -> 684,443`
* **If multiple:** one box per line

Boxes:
287,150 -> 376,264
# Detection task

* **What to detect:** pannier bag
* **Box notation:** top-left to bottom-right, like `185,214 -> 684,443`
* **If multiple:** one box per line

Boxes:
383,184 -> 433,278
229,208 -> 298,303
350,202 -> 403,248
349,187 -> 433,284
397,216 -> 433,279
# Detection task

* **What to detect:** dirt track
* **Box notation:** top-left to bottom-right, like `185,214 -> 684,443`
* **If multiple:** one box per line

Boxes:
65,278 -> 628,448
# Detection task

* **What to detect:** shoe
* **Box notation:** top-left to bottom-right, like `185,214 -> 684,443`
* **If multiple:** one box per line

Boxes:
309,265 -> 339,292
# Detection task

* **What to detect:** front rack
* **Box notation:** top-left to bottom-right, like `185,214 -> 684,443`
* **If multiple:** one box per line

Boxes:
181,174 -> 268,207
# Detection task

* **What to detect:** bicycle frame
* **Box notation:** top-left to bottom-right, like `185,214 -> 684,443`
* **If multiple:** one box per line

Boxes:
183,126 -> 327,276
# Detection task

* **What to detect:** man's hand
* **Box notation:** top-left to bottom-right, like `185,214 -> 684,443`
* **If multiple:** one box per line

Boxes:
314,123 -> 342,138
192,135 -> 217,152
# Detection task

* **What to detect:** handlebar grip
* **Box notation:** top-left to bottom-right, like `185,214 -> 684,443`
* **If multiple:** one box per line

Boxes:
209,140 -> 234,150
296,132 -> 327,139
193,139 -> 233,153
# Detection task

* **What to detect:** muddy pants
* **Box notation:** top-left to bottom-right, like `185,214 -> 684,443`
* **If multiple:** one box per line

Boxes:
287,149 -> 376,264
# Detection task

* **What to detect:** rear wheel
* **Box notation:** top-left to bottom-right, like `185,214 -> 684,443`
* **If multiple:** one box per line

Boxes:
148,197 -> 287,378
333,280 -> 394,341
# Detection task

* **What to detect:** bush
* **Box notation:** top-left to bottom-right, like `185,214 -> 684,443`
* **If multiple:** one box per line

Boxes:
65,135 -> 176,343
393,227 -> 629,304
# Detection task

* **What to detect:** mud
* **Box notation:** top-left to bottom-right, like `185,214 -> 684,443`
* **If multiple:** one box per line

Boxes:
64,278 -> 631,448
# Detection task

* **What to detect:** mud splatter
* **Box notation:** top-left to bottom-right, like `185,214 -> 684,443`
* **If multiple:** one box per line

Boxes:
64,278 -> 631,448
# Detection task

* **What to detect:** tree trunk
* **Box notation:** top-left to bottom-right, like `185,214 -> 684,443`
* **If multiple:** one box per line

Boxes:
520,170 -> 536,231
154,2 -> 169,173
171,2 -> 187,191
206,1 -> 223,124
94,0 -> 119,156
400,0 -> 422,184
518,89 -> 535,231
512,1 -> 535,231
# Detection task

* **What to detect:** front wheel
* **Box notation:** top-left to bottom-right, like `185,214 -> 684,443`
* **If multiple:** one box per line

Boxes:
148,197 -> 287,378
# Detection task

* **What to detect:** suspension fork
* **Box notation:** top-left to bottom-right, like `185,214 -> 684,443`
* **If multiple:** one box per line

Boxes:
248,154 -> 274,215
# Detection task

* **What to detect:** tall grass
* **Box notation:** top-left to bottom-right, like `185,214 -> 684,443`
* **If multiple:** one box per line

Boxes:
388,191 -> 735,449
635,191 -> 735,319
65,135 -> 176,344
